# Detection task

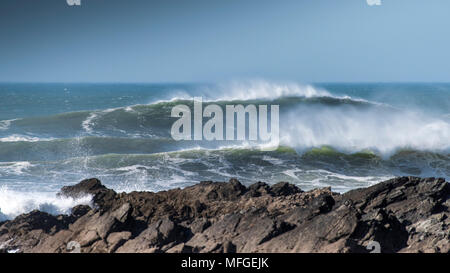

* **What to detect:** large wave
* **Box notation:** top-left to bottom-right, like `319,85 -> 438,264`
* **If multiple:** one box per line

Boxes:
0,81 -> 448,170
1,80 -> 448,221
281,103 -> 450,155
1,80 -> 448,157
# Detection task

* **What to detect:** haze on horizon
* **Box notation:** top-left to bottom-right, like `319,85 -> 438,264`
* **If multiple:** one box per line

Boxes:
1,0 -> 450,83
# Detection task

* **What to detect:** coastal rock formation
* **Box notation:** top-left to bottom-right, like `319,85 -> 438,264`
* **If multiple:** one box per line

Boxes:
0,177 -> 448,253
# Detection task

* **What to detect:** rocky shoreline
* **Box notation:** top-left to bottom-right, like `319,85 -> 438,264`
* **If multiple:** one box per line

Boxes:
0,176 -> 449,253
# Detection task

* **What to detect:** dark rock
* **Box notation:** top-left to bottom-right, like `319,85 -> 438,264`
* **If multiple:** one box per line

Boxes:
188,218 -> 211,234
1,210 -> 68,234
107,231 -> 132,253
269,182 -> 303,196
59,178 -> 106,198
204,178 -> 247,201
246,182 -> 271,197
71,205 -> 91,218
222,241 -> 236,253
0,176 -> 448,253
59,178 -> 117,211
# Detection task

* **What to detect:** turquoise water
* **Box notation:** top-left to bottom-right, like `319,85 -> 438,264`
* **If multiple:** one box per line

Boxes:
0,81 -> 449,220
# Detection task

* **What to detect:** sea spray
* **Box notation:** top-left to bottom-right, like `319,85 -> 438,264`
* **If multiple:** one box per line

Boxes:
0,185 -> 92,220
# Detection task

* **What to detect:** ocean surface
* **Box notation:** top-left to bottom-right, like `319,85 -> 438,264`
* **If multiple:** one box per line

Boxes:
0,80 -> 449,220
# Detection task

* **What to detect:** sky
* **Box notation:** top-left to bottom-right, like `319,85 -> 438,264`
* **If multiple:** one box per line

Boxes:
0,0 -> 449,83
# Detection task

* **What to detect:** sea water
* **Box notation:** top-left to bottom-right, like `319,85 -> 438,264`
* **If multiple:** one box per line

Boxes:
0,80 -> 448,220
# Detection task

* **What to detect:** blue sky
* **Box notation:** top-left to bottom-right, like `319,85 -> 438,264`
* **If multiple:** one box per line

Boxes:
1,0 -> 449,83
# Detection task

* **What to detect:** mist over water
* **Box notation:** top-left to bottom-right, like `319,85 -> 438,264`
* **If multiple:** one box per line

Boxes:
0,80 -> 449,219
283,103 -> 450,154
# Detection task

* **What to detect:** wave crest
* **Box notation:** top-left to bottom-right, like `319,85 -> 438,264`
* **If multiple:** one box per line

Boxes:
201,79 -> 331,101
281,105 -> 450,155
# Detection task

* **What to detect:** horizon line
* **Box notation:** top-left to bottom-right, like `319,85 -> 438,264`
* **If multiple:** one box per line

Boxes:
1,81 -> 450,85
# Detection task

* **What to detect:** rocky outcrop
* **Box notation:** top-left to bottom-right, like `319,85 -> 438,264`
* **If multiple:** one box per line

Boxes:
0,177 -> 448,253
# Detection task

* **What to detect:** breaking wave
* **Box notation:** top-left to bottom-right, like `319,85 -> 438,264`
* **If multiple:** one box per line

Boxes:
0,186 -> 92,221
0,80 -> 449,219
1,84 -> 448,156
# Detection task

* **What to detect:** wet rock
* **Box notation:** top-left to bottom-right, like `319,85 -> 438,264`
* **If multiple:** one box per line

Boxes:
59,178 -> 117,211
59,178 -> 106,198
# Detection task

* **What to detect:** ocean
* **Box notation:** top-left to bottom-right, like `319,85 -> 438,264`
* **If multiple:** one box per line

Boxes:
0,80 -> 449,220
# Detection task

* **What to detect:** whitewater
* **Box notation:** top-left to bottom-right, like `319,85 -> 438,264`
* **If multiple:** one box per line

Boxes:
0,80 -> 448,220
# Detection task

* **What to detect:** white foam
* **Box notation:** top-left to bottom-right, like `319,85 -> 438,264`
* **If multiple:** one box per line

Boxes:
0,134 -> 54,142
281,105 -> 450,155
262,155 -> 284,165
204,79 -> 331,101
144,80 -> 333,105
0,161 -> 33,176
124,106 -> 135,112
306,169 -> 393,184
0,186 -> 92,221
150,94 -> 193,105
0,119 -> 18,131
81,112 -> 98,133
115,165 -> 152,172
81,106 -> 132,134
282,168 -> 304,181
280,168 -> 393,193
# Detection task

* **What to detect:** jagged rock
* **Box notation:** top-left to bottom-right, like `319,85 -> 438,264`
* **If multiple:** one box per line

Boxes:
0,210 -> 70,235
115,218 -> 187,253
59,178 -> 117,211
246,182 -> 271,197
186,218 -> 211,234
71,205 -> 91,218
0,176 -> 448,253
270,182 -> 303,196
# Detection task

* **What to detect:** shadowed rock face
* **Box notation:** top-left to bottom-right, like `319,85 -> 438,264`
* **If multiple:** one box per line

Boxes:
0,177 -> 448,253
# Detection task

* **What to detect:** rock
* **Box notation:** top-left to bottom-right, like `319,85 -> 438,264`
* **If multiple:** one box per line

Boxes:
79,230 -> 100,247
107,231 -> 132,252
115,218 -> 189,253
269,182 -> 303,196
188,218 -> 211,234
222,241 -> 236,253
0,210 -> 69,235
59,178 -> 117,211
71,205 -> 91,218
246,182 -> 270,197
0,176 -> 448,253
60,178 -> 106,198
202,178 -> 247,201
87,202 -> 132,239
166,243 -> 193,253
